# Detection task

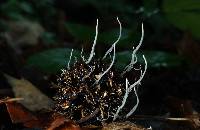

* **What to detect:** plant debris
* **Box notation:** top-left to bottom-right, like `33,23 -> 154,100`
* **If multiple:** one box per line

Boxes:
4,74 -> 53,111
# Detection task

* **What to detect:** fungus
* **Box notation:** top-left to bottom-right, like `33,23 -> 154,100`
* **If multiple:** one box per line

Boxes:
53,17 -> 147,125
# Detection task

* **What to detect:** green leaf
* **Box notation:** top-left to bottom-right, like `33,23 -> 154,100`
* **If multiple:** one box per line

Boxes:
65,22 -> 133,48
6,12 -> 25,20
19,2 -> 34,14
65,22 -> 95,41
163,0 -> 200,38
98,28 -> 130,46
0,0 -> 29,20
41,32 -> 56,45
143,0 -> 158,11
116,51 -> 184,69
26,48 -> 81,73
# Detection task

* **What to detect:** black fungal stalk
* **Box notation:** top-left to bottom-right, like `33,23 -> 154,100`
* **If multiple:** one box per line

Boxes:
53,17 -> 147,125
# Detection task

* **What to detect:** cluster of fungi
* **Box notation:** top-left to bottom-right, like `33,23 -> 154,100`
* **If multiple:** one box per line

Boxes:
53,18 -> 147,125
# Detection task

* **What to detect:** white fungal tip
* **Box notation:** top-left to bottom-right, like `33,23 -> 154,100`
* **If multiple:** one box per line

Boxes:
85,18 -> 99,64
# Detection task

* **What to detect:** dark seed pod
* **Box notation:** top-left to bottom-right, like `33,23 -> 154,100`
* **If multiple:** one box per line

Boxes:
53,59 -> 126,125
53,18 -> 147,126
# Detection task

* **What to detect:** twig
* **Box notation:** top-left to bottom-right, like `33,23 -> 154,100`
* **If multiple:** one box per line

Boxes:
128,115 -> 200,121
0,97 -> 24,104
77,108 -> 100,124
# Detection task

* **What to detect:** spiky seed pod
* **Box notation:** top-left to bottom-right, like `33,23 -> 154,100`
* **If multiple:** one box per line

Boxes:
53,18 -> 147,126
53,59 -> 126,125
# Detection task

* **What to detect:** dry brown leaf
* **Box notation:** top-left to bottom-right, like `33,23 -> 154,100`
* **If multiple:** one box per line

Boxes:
0,98 -> 79,129
35,111 -> 80,130
166,96 -> 193,117
46,118 -> 80,130
5,102 -> 38,124
4,20 -> 44,47
102,122 -> 148,130
165,96 -> 200,129
4,74 -> 53,111
0,98 -> 41,128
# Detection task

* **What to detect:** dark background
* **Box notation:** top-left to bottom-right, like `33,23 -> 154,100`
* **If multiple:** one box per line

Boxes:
0,0 -> 200,129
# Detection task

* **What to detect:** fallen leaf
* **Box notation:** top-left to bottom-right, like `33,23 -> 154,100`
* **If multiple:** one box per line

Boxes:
102,122 -> 148,130
4,19 -> 44,47
6,102 -> 38,124
36,111 -> 80,130
46,117 -> 80,130
4,74 -> 53,111
0,98 -> 79,129
166,96 -> 193,117
0,97 -> 40,128
165,96 -> 200,129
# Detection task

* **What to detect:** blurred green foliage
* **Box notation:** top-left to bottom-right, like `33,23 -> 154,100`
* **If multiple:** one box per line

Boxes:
116,51 -> 184,69
65,22 -> 131,47
27,48 -> 184,73
0,0 -> 28,20
0,0 -> 198,73
163,0 -> 200,38
65,22 -> 95,42
0,0 -> 56,26
27,48 -> 81,73
41,32 -> 57,45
